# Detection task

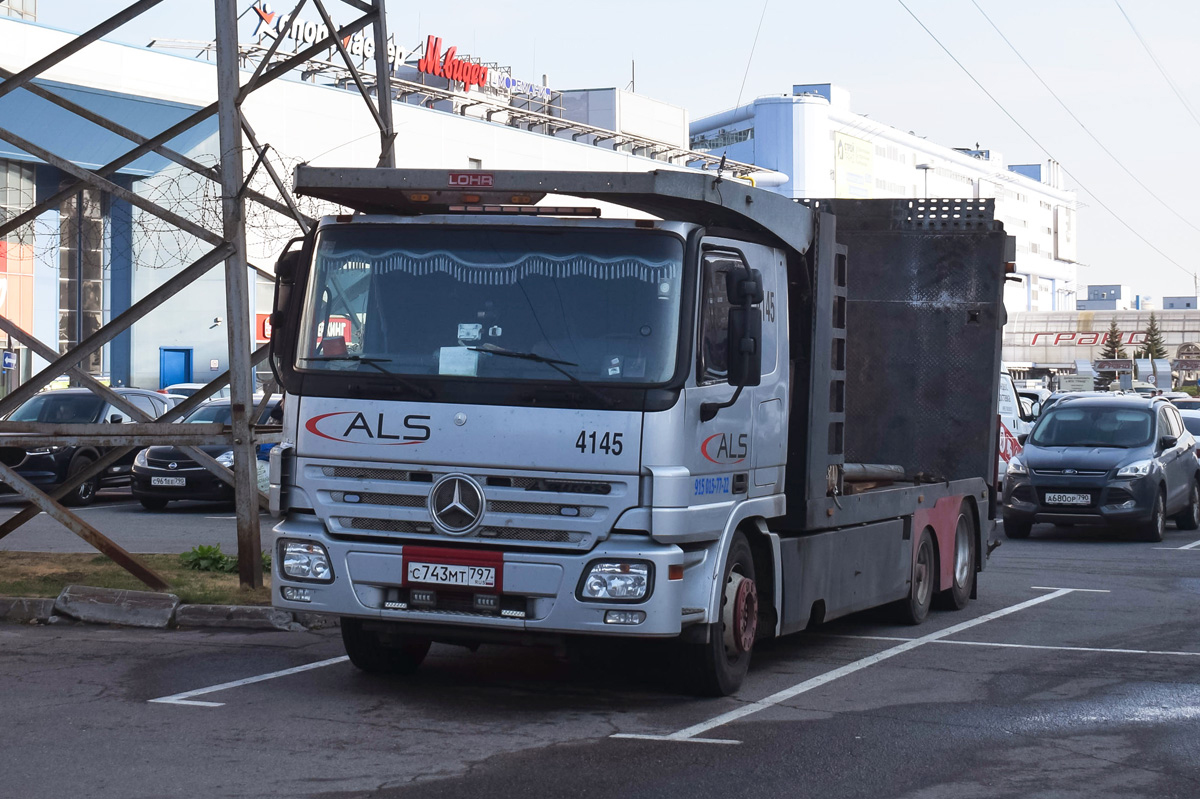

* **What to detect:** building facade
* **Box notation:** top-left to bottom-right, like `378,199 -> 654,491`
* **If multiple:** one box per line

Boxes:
689,84 -> 1079,315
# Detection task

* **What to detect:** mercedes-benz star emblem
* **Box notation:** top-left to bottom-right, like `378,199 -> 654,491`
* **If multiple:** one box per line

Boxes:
168,462 -> 177,470
429,474 -> 484,535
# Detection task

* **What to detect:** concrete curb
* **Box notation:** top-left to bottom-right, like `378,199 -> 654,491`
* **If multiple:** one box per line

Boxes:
0,591 -> 338,631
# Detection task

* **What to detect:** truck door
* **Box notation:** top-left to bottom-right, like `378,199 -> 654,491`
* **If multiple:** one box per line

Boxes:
685,239 -> 781,506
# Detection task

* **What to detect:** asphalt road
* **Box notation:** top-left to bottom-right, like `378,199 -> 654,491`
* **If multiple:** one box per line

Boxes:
2,516 -> 1200,798
0,490 -> 259,553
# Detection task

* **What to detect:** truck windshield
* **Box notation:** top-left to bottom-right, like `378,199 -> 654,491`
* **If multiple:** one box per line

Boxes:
296,225 -> 685,385
1029,406 -> 1154,448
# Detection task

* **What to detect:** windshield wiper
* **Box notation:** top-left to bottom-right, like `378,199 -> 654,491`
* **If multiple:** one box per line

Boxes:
468,344 -> 616,408
303,355 -> 434,399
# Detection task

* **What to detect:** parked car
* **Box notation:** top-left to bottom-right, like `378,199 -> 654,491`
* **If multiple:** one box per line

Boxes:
0,388 -> 177,505
131,397 -> 280,509
158,383 -> 232,400
1168,395 -> 1200,411
1002,395 -> 1200,542
1180,410 -> 1200,455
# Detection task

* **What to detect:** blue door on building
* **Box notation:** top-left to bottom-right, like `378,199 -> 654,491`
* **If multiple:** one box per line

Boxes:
159,348 -> 192,388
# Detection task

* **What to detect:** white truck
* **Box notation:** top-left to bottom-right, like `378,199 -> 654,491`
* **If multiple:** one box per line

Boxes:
267,169 -> 1007,695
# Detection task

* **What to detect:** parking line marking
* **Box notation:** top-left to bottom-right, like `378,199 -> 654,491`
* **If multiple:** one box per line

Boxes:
1154,538 -> 1200,550
148,656 -> 349,707
611,587 -> 1082,745
829,634 -> 1200,658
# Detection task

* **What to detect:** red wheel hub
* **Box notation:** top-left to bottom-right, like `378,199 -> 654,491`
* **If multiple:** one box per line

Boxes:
730,576 -> 758,653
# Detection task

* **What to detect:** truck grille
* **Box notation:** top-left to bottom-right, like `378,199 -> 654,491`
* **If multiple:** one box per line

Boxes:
308,459 -> 630,550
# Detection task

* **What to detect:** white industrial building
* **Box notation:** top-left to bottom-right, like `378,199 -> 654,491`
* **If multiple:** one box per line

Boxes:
689,84 -> 1079,315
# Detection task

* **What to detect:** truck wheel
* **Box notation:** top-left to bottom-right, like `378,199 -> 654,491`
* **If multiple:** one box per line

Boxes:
340,618 -> 431,675
1140,490 -> 1166,543
1173,481 -> 1200,531
936,505 -> 976,611
62,456 -> 98,507
681,532 -> 757,696
1003,518 -> 1031,539
900,529 -> 935,625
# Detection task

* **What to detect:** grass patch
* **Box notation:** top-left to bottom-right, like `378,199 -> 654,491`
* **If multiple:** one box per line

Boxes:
0,551 -> 271,606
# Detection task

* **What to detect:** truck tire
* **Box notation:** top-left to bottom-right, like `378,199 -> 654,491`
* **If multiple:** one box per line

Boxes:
1173,481 -> 1200,531
1140,489 -> 1166,543
62,455 -> 98,507
936,505 -> 976,611
341,618 -> 431,675
899,529 -> 935,625
680,532 -> 757,696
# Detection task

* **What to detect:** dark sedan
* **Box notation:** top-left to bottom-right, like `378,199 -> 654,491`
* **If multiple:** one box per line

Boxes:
1002,395 -> 1200,542
0,388 -> 177,505
130,398 -> 279,509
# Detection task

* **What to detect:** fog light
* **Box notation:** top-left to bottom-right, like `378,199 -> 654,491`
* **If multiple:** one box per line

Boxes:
473,594 -> 499,613
280,540 -> 334,582
605,610 -> 646,625
281,586 -> 312,603
579,562 -> 650,601
410,589 -> 436,607
1109,500 -> 1137,510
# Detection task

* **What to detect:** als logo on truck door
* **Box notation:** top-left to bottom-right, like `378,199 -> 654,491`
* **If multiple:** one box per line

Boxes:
305,411 -> 431,445
701,432 -> 748,464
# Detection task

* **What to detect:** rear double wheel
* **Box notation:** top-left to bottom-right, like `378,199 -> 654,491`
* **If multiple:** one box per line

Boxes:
936,505 -> 977,610
900,529 -> 935,624
341,618 -> 431,675
680,532 -> 758,696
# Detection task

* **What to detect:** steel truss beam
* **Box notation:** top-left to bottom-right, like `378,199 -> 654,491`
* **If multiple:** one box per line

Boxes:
0,0 -> 395,589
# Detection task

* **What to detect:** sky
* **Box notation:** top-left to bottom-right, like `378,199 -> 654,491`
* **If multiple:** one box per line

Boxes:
26,0 -> 1200,304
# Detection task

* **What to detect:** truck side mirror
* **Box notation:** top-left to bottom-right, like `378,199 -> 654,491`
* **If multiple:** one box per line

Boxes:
726,268 -> 764,306
727,306 -> 762,387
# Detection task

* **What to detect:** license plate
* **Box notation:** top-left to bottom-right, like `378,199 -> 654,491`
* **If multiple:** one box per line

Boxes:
407,561 -> 495,588
1045,492 -> 1089,505
150,476 -> 186,487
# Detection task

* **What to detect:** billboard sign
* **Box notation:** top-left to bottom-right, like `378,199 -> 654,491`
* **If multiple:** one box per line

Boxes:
834,133 -> 874,199
1094,359 -> 1134,371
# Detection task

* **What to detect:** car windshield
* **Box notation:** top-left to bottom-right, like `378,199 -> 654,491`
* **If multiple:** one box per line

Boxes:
295,225 -> 685,385
1030,406 -> 1154,448
184,402 -> 277,425
8,393 -> 104,424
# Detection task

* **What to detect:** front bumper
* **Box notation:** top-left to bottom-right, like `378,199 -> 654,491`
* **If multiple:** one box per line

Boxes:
1002,473 -> 1157,526
131,465 -> 234,502
270,513 -> 695,637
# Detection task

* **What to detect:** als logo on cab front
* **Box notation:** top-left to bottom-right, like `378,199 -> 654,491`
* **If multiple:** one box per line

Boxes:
305,411 -> 431,445
701,432 -> 748,464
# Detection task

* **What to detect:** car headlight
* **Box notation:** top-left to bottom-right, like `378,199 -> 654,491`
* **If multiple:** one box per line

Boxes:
27,446 -> 63,454
1117,459 -> 1153,478
579,561 -> 651,601
134,449 -> 147,466
1007,456 -> 1028,476
279,540 -> 333,582
215,450 -> 234,468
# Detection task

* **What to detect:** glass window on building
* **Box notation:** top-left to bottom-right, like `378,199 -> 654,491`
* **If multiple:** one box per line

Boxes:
1,0 -> 37,20
58,188 -> 105,373
0,160 -> 37,383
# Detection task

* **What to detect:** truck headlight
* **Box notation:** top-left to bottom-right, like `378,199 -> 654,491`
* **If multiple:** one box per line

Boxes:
1116,459 -> 1153,478
579,561 -> 650,601
279,540 -> 333,582
1007,456 -> 1027,476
